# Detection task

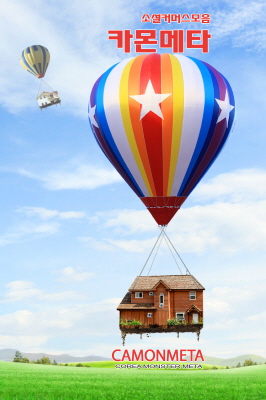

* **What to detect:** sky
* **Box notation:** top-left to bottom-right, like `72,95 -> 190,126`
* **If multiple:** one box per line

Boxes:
1,0 -> 266,360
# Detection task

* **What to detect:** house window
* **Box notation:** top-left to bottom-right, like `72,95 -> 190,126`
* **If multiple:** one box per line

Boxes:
190,291 -> 196,300
149,292 -> 154,296
159,293 -> 164,307
135,292 -> 143,298
147,313 -> 152,318
176,312 -> 185,321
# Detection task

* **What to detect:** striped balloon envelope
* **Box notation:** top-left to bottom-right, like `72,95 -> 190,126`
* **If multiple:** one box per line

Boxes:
89,53 -> 235,226
19,45 -> 50,79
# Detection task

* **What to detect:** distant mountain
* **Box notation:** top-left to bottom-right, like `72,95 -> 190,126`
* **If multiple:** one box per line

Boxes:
204,354 -> 266,367
0,349 -> 111,363
0,349 -> 265,366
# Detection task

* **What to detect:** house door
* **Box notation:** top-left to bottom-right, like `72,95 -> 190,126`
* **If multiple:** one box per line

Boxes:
192,313 -> 198,323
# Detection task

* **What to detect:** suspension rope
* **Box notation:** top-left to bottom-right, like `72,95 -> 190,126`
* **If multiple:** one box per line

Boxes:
41,79 -> 55,92
162,231 -> 183,275
132,228 -> 164,290
162,230 -> 201,289
147,226 -> 165,276
37,79 -> 43,98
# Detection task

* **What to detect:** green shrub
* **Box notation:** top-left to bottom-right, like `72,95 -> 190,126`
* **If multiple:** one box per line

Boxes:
13,351 -> 23,362
167,318 -> 180,326
76,363 -> 83,367
128,319 -> 142,326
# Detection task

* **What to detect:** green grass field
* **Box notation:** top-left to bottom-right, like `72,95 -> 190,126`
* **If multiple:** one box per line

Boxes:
0,361 -> 265,400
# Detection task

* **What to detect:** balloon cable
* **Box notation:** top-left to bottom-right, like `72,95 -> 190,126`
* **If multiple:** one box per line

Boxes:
41,79 -> 55,92
161,231 -> 183,275
37,79 -> 43,98
132,228 -> 164,290
147,226 -> 165,276
162,230 -> 201,289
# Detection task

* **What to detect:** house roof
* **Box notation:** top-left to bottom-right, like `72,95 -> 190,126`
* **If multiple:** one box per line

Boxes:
186,304 -> 202,313
36,91 -> 59,99
128,275 -> 204,291
117,292 -> 156,310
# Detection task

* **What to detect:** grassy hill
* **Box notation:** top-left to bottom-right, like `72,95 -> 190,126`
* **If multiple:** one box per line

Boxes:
0,361 -> 265,400
204,354 -> 266,367
1,349 -> 265,366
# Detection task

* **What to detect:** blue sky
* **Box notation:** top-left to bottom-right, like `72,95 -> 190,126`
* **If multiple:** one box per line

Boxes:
1,0 -> 266,359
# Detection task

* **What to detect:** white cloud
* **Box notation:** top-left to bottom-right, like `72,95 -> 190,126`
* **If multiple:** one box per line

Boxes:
17,164 -> 122,190
0,222 -> 59,246
18,207 -> 86,220
82,201 -> 266,255
6,281 -> 34,291
1,0 -> 265,116
1,280 -> 86,304
247,311 -> 266,322
211,1 -> 266,50
58,267 -> 94,283
0,335 -> 49,349
192,169 -> 266,203
0,298 -> 121,341
0,0 -> 138,116
83,168 -> 266,255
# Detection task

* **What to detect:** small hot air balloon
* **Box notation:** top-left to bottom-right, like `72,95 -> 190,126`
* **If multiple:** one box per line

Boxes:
88,54 -> 235,226
19,45 -> 50,79
19,45 -> 61,109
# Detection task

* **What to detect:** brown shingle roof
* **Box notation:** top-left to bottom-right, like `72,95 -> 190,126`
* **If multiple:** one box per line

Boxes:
117,303 -> 156,310
128,275 -> 204,291
117,291 -> 156,310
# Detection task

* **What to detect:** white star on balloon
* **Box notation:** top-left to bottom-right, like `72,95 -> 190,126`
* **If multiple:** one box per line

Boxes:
88,105 -> 99,128
215,90 -> 234,127
130,80 -> 171,120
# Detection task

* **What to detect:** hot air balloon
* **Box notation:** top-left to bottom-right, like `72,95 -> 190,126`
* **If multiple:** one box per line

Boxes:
19,45 -> 50,78
88,54 -> 235,226
19,45 -> 61,109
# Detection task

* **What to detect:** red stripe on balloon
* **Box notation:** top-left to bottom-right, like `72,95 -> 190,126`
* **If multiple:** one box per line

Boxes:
140,54 -> 164,196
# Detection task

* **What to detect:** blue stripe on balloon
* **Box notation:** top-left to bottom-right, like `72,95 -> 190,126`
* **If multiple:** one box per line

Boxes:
95,66 -> 144,197
183,74 -> 235,198
178,57 -> 216,196
33,45 -> 38,51
21,51 -> 36,75
40,46 -> 46,74
197,76 -> 235,181
33,63 -> 39,74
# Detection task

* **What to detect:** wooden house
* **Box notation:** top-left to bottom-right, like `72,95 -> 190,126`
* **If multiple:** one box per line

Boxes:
36,91 -> 61,109
117,275 -> 204,336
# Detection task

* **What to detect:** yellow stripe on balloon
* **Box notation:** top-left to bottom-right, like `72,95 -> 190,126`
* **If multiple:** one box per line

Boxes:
167,55 -> 184,195
119,58 -> 153,196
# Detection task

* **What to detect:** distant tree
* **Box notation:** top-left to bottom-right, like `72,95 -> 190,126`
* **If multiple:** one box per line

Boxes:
36,359 -> 41,364
40,356 -> 51,365
52,360 -> 58,365
236,362 -> 241,368
226,366 -> 229,369
243,358 -> 255,367
13,351 -> 23,362
21,357 -> 30,363
65,363 -> 68,366
76,363 -> 83,367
